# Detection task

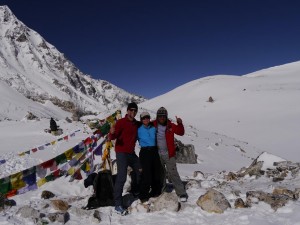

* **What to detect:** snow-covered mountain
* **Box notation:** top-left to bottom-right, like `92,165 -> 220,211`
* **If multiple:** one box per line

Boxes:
141,61 -> 300,162
1,6 -> 300,224
0,5 -> 145,121
0,58 -> 300,224
1,4 -> 299,164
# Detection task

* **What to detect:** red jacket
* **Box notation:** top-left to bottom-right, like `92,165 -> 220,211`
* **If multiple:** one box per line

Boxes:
108,114 -> 138,154
153,119 -> 185,158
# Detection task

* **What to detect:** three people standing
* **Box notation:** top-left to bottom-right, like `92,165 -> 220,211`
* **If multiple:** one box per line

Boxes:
109,102 -> 188,215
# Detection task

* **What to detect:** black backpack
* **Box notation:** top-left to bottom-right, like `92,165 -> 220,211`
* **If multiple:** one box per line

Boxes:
83,170 -> 115,210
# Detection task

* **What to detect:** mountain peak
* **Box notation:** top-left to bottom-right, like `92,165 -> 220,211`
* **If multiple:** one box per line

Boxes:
0,6 -> 145,120
0,5 -> 16,24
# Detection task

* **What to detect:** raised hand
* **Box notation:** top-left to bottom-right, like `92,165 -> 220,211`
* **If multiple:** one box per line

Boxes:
175,116 -> 182,124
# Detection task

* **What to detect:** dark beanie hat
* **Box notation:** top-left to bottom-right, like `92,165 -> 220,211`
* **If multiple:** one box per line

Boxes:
127,102 -> 138,111
157,107 -> 168,117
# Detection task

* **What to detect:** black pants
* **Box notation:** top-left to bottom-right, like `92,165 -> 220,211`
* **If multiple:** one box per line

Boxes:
114,152 -> 140,206
139,147 -> 163,201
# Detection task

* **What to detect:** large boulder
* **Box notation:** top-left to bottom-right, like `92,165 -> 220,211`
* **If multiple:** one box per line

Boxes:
196,189 -> 231,213
17,206 -> 42,219
175,139 -> 197,164
149,192 -> 181,212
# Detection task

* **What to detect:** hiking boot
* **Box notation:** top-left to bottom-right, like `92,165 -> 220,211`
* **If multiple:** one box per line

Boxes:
179,194 -> 188,202
115,206 -> 128,216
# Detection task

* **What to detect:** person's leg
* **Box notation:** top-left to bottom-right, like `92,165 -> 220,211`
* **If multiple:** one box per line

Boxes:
164,157 -> 187,197
139,149 -> 152,200
114,153 -> 128,207
159,154 -> 168,193
128,153 -> 141,196
150,150 -> 163,197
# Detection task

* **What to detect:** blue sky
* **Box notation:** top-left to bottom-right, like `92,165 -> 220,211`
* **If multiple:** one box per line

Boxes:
2,0 -> 300,98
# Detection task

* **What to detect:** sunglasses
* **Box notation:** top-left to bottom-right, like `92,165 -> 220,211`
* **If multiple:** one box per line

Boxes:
129,108 -> 137,112
141,116 -> 150,120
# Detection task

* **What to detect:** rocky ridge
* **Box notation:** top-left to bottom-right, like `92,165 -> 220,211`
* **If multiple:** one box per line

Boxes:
0,5 -> 145,120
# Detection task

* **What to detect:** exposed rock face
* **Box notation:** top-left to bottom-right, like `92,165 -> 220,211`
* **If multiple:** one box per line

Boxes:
175,139 -> 197,164
246,191 -> 292,211
41,190 -> 55,199
269,161 -> 300,180
50,199 -> 69,212
0,5 -> 146,120
238,161 -> 264,177
17,205 -> 70,224
196,189 -> 231,213
222,152 -> 300,212
234,153 -> 300,182
25,112 -> 39,120
225,172 -> 238,181
273,187 -> 299,199
234,198 -> 247,209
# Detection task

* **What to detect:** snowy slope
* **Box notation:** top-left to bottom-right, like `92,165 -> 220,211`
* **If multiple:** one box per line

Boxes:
141,61 -> 300,161
0,81 -> 71,120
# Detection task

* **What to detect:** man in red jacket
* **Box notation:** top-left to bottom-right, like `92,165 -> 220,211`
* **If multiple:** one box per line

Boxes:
153,107 -> 188,202
108,102 -> 140,215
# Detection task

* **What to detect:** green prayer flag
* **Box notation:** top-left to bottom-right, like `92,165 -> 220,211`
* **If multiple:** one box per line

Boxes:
0,177 -> 11,194
100,122 -> 110,135
55,153 -> 67,165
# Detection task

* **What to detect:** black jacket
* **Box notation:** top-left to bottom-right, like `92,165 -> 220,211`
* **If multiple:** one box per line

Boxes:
50,118 -> 58,131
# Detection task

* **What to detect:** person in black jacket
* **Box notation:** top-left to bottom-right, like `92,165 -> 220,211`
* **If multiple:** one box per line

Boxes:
50,117 -> 58,132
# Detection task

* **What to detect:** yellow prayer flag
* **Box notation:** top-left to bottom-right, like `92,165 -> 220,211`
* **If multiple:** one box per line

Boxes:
68,167 -> 75,175
75,152 -> 83,160
65,148 -> 74,160
106,115 -> 114,124
86,162 -> 90,172
10,172 -> 26,190
37,178 -> 47,187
